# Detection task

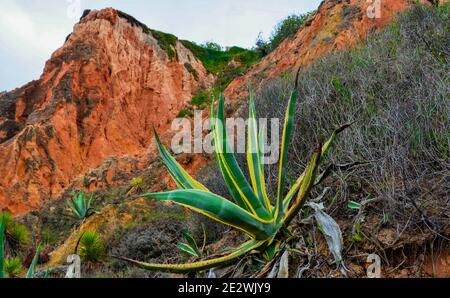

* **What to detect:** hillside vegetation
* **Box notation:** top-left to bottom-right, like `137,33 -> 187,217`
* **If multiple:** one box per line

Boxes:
255,11 -> 315,56
199,4 -> 449,277
2,4 -> 447,279
179,41 -> 260,114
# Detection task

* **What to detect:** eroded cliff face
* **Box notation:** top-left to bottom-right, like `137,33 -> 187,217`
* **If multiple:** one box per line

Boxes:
0,8 -> 214,215
225,0 -> 433,100
0,1 -> 435,216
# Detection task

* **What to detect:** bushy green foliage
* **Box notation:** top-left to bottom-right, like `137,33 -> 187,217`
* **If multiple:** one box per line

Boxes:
150,29 -> 178,60
255,12 -> 314,56
181,40 -> 260,75
179,41 -> 260,115
0,215 -> 40,279
79,231 -> 105,263
202,41 -> 222,51
190,90 -> 213,109
177,108 -> 194,118
0,211 -> 30,245
3,257 -> 23,278
129,177 -> 143,188
9,224 -> 30,246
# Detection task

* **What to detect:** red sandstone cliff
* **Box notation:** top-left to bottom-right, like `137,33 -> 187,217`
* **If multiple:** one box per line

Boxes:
0,9 -> 214,215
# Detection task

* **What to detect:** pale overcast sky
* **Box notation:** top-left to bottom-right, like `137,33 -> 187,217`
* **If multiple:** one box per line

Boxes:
0,0 -> 321,91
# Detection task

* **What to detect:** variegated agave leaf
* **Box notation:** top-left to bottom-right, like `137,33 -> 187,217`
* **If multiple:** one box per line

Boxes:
117,85 -> 350,273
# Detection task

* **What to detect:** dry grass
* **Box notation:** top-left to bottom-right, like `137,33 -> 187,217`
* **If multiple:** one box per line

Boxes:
254,4 -> 449,239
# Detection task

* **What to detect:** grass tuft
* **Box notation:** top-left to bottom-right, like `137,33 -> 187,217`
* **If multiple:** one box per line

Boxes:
79,231 -> 105,263
3,257 -> 23,278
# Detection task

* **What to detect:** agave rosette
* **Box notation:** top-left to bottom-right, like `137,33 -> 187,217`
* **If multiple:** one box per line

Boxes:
118,87 -> 349,272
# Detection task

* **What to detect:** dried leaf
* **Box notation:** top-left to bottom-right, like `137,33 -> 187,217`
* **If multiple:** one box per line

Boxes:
277,250 -> 289,278
308,202 -> 344,265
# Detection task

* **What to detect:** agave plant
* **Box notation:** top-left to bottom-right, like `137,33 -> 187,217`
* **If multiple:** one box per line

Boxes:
177,230 -> 203,258
118,86 -> 349,272
67,191 -> 95,221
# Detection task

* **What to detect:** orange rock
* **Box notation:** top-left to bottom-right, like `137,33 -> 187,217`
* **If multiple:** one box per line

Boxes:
0,8 -> 214,215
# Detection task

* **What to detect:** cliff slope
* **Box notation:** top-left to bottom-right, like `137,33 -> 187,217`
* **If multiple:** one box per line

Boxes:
0,9 -> 214,215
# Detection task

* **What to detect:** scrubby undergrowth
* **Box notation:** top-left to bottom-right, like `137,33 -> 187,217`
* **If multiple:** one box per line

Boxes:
258,4 -> 449,228
199,4 -> 449,277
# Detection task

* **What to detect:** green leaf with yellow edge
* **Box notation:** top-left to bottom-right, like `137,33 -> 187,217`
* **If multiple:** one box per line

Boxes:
247,87 -> 271,211
177,242 -> 201,258
212,94 -> 272,221
182,230 -> 201,256
144,190 -> 275,240
153,129 -> 209,191
275,90 -> 298,223
115,239 -> 265,273
282,123 -> 352,213
283,145 -> 322,227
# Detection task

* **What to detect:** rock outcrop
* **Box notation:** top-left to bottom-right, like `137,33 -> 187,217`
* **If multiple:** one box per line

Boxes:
0,8 -> 214,215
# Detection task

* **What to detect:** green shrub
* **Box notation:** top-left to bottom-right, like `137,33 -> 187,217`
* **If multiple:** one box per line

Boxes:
0,217 -> 40,279
190,90 -> 212,109
255,12 -> 314,56
0,212 -> 30,246
9,224 -> 30,246
177,108 -> 194,118
0,212 -> 13,230
178,44 -> 260,115
150,29 -> 178,60
180,40 -> 260,76
79,231 -> 104,263
129,177 -> 143,188
3,257 -> 23,278
202,41 -> 222,51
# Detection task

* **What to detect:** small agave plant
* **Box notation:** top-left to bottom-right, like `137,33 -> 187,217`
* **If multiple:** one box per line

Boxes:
67,191 -> 95,221
118,85 -> 350,272
177,229 -> 203,258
